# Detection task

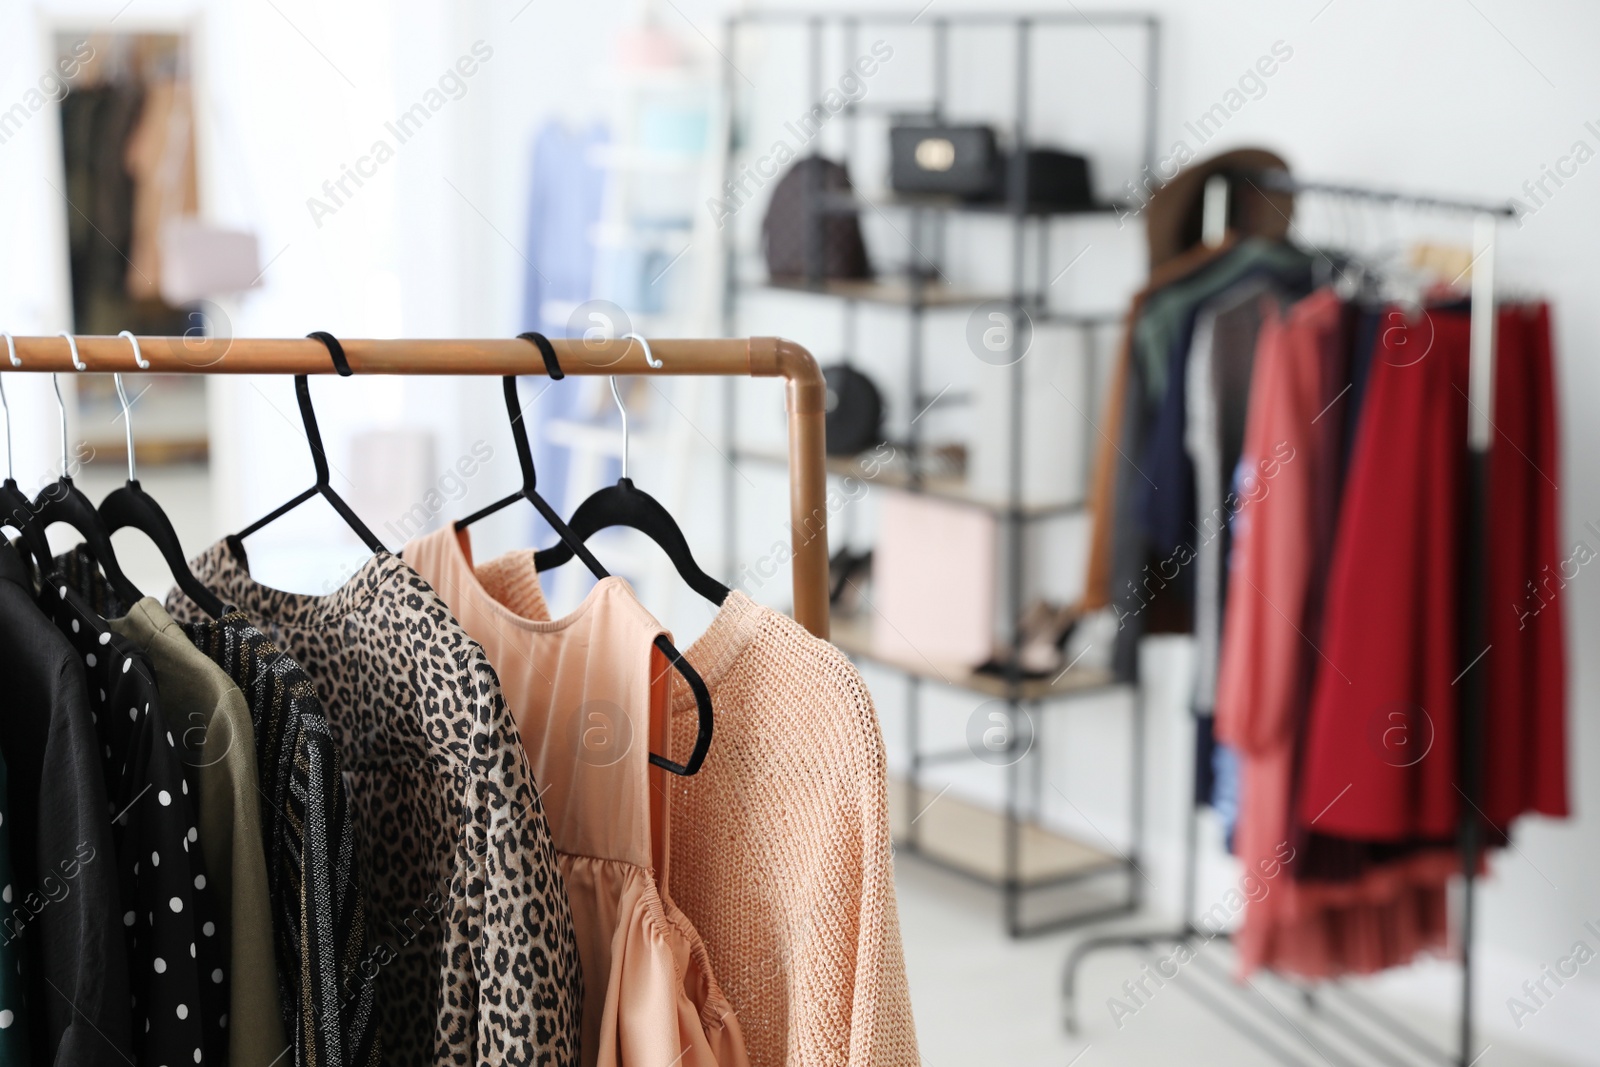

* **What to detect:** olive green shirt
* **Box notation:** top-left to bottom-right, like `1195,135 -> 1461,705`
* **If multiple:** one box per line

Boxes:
111,598 -> 286,1067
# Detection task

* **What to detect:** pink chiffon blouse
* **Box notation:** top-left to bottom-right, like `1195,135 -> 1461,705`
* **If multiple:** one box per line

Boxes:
407,527 -> 749,1067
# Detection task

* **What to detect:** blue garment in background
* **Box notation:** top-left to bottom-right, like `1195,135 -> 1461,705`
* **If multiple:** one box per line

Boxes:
1342,305 -> 1383,480
1212,739 -> 1241,853
1137,255 -> 1314,561
519,121 -> 611,542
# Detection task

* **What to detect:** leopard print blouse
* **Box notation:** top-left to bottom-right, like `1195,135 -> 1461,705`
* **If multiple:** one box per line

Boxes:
167,538 -> 582,1067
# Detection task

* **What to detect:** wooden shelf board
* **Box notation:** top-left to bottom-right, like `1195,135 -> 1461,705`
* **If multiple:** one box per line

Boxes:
829,613 -> 1115,701
760,276 -> 1001,308
889,777 -> 1121,886
732,447 -> 1083,520
822,191 -> 1131,219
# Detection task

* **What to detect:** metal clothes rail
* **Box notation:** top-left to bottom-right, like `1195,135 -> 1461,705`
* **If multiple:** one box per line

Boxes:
0,333 -> 832,638
1060,175 -> 1517,1066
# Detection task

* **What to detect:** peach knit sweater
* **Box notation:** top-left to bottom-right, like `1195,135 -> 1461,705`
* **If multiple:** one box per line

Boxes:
661,592 -> 919,1067
409,531 -> 918,1067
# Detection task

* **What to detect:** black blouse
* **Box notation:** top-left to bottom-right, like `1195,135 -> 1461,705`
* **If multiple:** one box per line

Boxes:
0,544 -> 130,1066
38,577 -> 228,1066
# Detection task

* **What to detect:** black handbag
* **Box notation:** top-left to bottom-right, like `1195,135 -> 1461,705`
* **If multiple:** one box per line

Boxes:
1010,149 -> 1094,211
762,157 -> 871,281
821,364 -> 884,456
891,123 -> 1097,210
889,124 -> 1002,198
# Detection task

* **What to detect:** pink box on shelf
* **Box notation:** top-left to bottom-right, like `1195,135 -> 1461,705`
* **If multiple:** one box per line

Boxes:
871,489 -> 996,670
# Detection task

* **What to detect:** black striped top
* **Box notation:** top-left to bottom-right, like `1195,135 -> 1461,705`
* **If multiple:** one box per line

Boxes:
178,612 -> 382,1067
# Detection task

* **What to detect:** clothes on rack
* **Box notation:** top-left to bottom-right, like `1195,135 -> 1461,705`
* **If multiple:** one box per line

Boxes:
1212,289 -> 1452,976
59,75 -> 194,336
176,610 -> 381,1067
166,538 -> 584,1067
1082,235 -> 1245,612
662,591 -> 920,1067
0,340 -> 913,1065
60,83 -> 145,335
1085,226 -> 1569,980
0,748 -> 29,1060
66,547 -> 387,1067
123,78 -> 198,304
408,528 -> 747,1067
1484,304 -> 1567,825
59,546 -> 288,1067
0,542 -> 132,1067
416,523 -> 918,1067
117,601 -> 284,1065
1297,303 -> 1569,839
1098,238 -> 1315,680
40,579 -> 229,1067
1184,275 -> 1283,717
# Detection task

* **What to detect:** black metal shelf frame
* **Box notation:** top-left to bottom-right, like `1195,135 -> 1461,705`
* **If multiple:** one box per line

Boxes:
718,11 -> 1162,937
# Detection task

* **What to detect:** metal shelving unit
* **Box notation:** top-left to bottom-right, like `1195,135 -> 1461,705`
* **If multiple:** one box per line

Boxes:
718,11 -> 1161,937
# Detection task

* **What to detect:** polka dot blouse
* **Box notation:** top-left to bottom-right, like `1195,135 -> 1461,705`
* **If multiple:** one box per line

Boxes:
42,580 -> 228,1066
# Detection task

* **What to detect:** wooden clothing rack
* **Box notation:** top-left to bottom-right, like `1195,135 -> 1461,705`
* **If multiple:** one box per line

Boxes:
1,333 -> 832,638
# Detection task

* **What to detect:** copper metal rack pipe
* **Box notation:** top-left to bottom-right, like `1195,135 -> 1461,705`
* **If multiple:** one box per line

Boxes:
4,333 -> 830,638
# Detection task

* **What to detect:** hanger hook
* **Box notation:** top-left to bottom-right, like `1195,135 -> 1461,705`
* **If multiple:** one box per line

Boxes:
51,373 -> 69,476
0,332 -> 14,482
119,329 -> 149,370
116,332 -> 144,482
623,331 -> 662,369
59,331 -> 85,371
609,376 -> 629,481
0,373 -> 11,486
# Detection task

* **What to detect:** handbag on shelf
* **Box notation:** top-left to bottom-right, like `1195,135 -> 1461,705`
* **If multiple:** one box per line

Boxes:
1010,149 -> 1095,211
890,122 -> 1097,210
821,363 -> 885,456
889,123 -> 1003,199
762,156 -> 872,281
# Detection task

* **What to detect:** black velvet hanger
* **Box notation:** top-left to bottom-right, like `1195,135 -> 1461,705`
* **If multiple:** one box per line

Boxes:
96,341 -> 226,617
102,483 -> 226,616
454,333 -> 715,776
0,404 -> 48,570
534,479 -> 729,604
532,363 -> 729,606
236,332 -> 386,554
0,476 -> 51,569
31,357 -> 142,603
0,346 -> 52,568
0,538 -> 29,586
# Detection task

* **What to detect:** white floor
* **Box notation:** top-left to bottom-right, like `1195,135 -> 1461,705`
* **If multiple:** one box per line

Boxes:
895,856 -> 1580,1067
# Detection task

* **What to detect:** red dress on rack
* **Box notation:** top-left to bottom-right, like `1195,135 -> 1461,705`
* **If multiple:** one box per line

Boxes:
1216,292 -> 1459,979
1213,292 -> 1334,974
1484,304 -> 1569,827
1217,291 -> 1447,977
1297,304 -> 1568,841
1297,308 -> 1469,840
